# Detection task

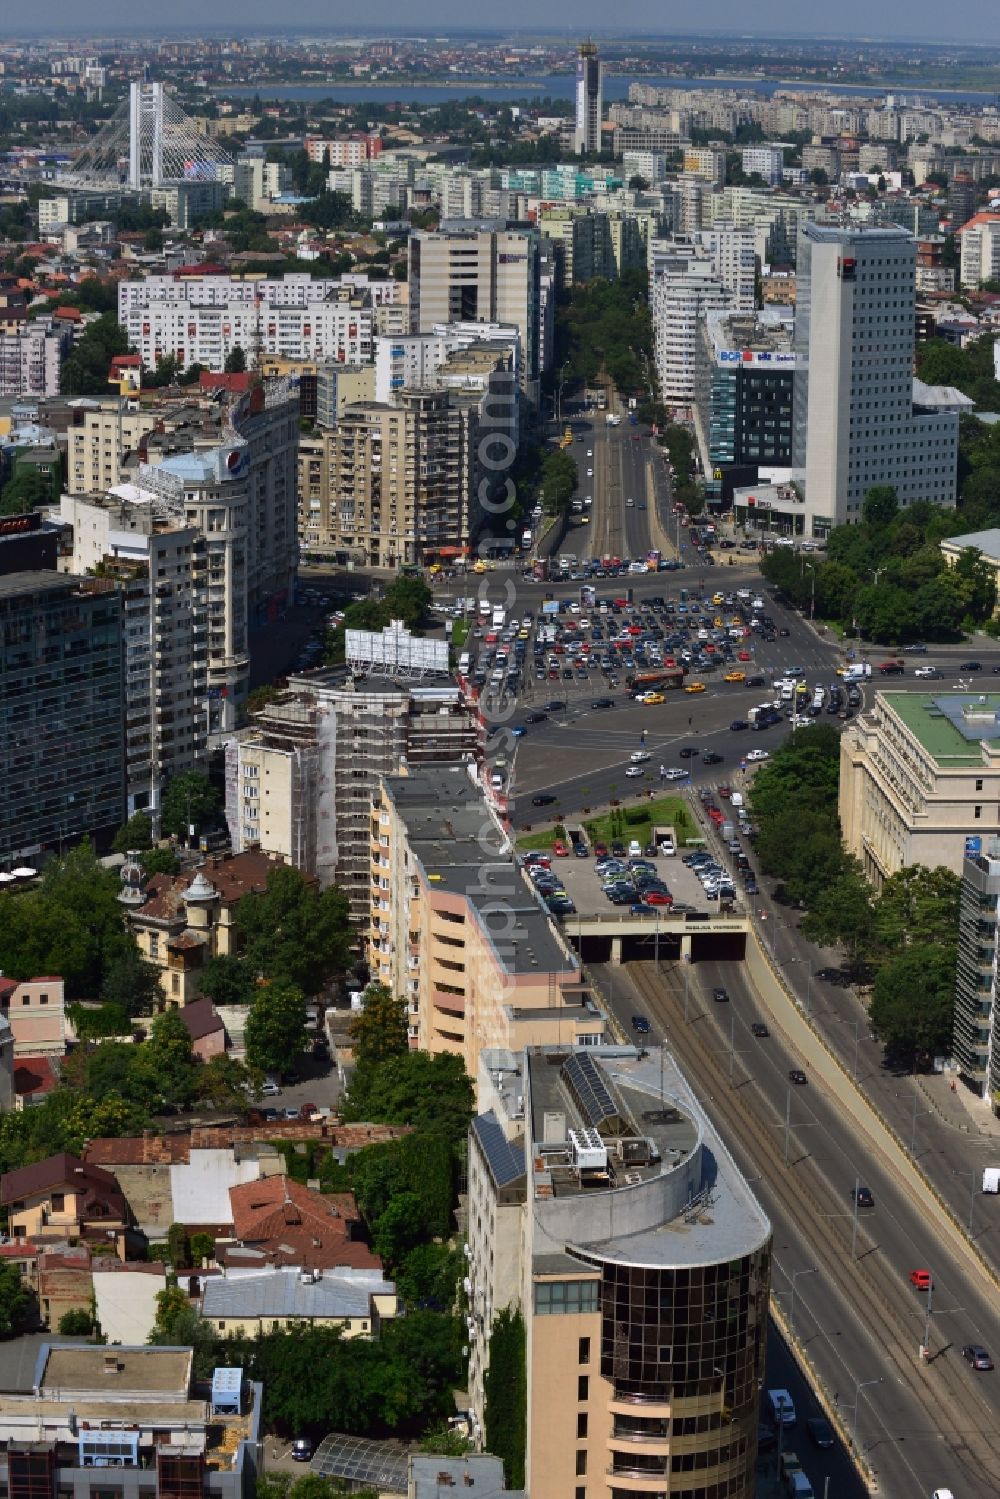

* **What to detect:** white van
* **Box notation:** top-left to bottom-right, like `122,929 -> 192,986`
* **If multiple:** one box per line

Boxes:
729,791 -> 743,810
983,1167 -> 1000,1193
767,1389 -> 797,1426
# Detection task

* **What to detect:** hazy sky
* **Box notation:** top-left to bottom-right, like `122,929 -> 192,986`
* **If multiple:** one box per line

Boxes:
13,0 -> 1000,45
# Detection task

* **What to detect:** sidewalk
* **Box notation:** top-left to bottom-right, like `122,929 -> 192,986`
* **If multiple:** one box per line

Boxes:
916,1068 -> 1000,1139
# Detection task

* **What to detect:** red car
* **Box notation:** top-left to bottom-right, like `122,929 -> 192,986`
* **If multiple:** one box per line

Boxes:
594,842 -> 608,857
909,1269 -> 933,1291
644,891 -> 672,906
553,840 -> 569,857
718,785 -> 731,799
708,808 -> 725,827
737,650 -> 751,662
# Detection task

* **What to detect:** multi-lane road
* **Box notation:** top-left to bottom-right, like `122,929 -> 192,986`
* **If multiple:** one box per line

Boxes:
598,955 -> 1000,1499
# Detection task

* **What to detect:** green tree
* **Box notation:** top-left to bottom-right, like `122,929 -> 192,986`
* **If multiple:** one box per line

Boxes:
0,467 -> 53,516
873,865 -> 960,955
866,478 -> 902,530
196,1053 -> 253,1110
236,866 -> 350,993
484,1308 -> 526,1488
58,1307 -> 93,1334
60,312 -> 130,396
166,1224 -> 191,1271
159,771 -> 220,841
0,843 -> 131,998
800,865 -> 876,963
341,1052 -> 474,1144
198,954 -> 258,1007
0,1261 -> 36,1335
869,944 -> 956,1065
112,812 -> 154,854
100,947 -> 162,1017
142,846 -> 181,878
137,1009 -> 198,1110
418,1424 -> 472,1456
224,345 -> 247,374
348,983 -> 408,1068
245,979 -> 307,1076
395,1243 -> 461,1310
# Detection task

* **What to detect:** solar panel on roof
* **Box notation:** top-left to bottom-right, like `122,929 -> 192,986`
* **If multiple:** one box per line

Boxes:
561,1052 -> 627,1134
473,1112 -> 525,1189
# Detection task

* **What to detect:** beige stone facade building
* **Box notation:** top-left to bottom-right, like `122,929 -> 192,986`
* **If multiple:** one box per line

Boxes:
840,690 -> 1000,885
370,768 -> 604,1073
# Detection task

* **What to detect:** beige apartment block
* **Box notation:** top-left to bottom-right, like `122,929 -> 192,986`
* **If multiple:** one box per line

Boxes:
840,690 -> 1000,885
66,400 -> 157,495
370,768 -> 604,1073
297,390 -> 474,568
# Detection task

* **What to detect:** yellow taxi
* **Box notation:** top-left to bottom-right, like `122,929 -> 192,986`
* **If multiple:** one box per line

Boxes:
712,592 -> 725,605
641,692 -> 666,705
723,670 -> 746,683
685,681 -> 707,693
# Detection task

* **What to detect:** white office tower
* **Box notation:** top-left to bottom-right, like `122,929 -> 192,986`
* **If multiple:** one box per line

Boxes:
793,223 -> 959,537
574,41 -> 603,155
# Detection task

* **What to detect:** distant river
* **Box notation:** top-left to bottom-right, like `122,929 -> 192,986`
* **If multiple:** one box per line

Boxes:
218,73 -> 998,107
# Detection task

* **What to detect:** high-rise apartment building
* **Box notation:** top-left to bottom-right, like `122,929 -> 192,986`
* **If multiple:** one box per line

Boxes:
741,145 -> 785,185
0,572 -> 126,862
226,669 -> 479,925
57,493 -> 208,820
467,1044 -> 771,1496
793,223 -> 959,536
297,391 -> 473,569
131,381 -> 299,737
408,224 -> 541,400
0,319 -> 72,398
371,768 -> 604,1063
958,211 -> 1000,289
298,346 -> 516,567
650,242 -> 730,407
574,42 -> 603,155
953,840 -> 1000,1110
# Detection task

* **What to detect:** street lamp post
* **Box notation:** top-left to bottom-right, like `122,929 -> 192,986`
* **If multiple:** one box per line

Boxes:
789,1266 -> 816,1339
955,1168 -> 976,1234
729,1005 -> 737,1085
850,1377 -> 882,1457
784,1085 -> 792,1165
851,1176 -> 861,1261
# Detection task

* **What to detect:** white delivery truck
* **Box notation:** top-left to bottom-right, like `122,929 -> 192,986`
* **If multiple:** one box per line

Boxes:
983,1167 -> 1000,1193
842,662 -> 872,682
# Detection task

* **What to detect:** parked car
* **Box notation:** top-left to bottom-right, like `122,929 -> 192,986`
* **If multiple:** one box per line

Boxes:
806,1417 -> 835,1449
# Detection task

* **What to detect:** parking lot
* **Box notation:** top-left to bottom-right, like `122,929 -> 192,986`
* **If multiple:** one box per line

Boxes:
549,847 -> 715,916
